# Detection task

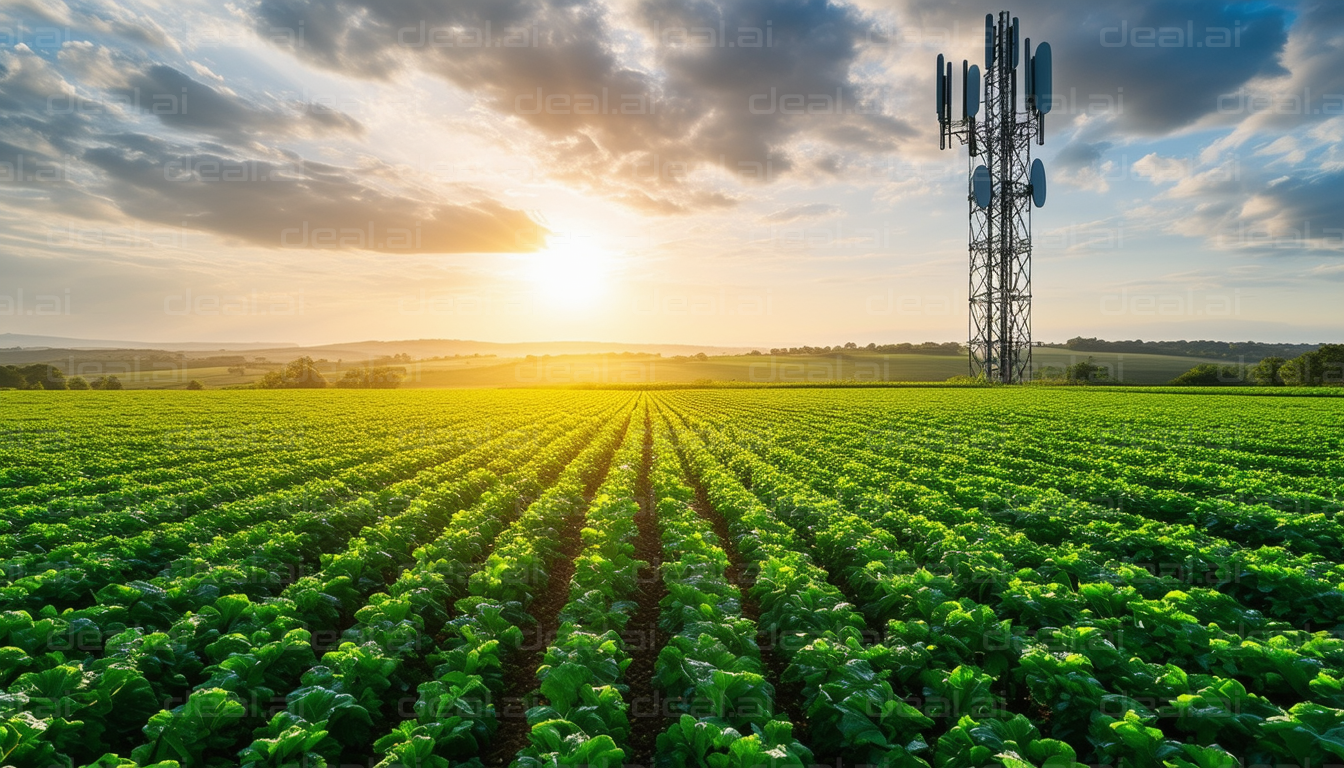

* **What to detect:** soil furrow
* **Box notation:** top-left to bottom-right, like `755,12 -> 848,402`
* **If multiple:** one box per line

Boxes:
687,482 -> 811,749
483,414 -> 631,766
625,405 -> 670,765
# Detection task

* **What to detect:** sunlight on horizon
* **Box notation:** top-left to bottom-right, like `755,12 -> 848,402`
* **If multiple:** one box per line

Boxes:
521,238 -> 617,312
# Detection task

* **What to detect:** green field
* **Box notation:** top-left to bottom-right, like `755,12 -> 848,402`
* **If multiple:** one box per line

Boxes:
2,388 -> 1343,768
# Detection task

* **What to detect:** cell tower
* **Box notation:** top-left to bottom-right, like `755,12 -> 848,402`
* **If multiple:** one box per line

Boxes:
936,11 -> 1052,384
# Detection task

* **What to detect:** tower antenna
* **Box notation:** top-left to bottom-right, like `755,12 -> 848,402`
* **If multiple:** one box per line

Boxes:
937,11 -> 1051,384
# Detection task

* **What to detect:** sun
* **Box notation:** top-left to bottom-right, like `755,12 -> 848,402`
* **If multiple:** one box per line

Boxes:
523,238 -> 613,310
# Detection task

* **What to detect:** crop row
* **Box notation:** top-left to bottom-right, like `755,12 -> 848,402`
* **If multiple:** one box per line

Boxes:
3,388 -> 1341,768
659,392 -> 1344,768
1,395 -> 634,768
681,391 -> 1344,560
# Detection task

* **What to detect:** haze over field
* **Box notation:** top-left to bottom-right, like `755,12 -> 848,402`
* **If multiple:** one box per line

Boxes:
1,0 -> 1341,349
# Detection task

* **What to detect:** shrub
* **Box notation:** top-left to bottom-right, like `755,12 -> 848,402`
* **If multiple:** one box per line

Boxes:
1169,363 -> 1242,386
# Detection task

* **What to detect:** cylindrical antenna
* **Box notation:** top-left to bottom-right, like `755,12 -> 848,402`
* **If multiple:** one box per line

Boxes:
946,60 -> 954,123
1011,17 -> 1020,69
1024,38 -> 1033,112
936,54 -> 945,122
961,59 -> 968,121
984,14 -> 995,70
966,64 -> 981,119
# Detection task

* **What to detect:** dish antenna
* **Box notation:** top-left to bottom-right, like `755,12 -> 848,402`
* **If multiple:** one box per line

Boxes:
965,64 -> 981,118
935,10 -> 1052,384
1030,159 -> 1047,208
973,165 -> 992,209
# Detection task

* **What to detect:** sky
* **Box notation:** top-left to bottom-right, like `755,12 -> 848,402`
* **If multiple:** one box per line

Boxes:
0,0 -> 1341,347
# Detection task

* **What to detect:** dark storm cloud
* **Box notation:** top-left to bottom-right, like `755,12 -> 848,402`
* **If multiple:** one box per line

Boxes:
635,0 -> 914,170
82,139 -> 546,253
249,0 -> 901,208
1056,140 -> 1112,170
1251,172 -> 1344,240
1224,0 -> 1344,133
899,0 -> 1289,136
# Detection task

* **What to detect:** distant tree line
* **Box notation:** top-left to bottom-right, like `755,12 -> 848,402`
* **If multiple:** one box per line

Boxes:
762,341 -> 962,356
0,364 -> 126,390
252,357 -> 404,389
335,366 -> 405,389
0,364 -> 68,389
1063,337 -> 1320,362
1282,345 -> 1344,385
1167,344 -> 1344,386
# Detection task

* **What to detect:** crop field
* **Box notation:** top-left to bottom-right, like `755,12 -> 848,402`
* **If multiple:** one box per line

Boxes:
2,388 -> 1343,768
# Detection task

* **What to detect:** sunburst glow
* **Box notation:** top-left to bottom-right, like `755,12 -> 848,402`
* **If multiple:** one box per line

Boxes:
523,240 -> 614,311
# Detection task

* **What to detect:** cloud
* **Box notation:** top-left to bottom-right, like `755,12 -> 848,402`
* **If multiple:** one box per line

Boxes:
763,202 -> 840,222
1128,151 -> 1344,254
896,0 -> 1289,137
65,55 -> 366,142
1131,152 -> 1192,185
1239,171 -> 1344,248
1053,139 -> 1114,191
0,49 -> 120,218
81,138 -> 546,253
1307,263 -> 1344,283
0,45 -> 541,254
249,0 -> 903,211
1192,1 -> 1344,156
1,0 -> 178,51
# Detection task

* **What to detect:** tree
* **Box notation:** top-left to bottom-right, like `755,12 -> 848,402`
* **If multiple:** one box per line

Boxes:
1280,356 -> 1309,386
1064,357 -> 1108,384
0,365 -> 64,388
91,375 -> 124,390
186,379 -> 205,390
5,364 -> 68,389
1168,364 -> 1241,386
67,376 -> 90,390
1248,357 -> 1285,386
1280,344 -> 1344,386
1169,364 -> 1220,386
256,356 -> 328,389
